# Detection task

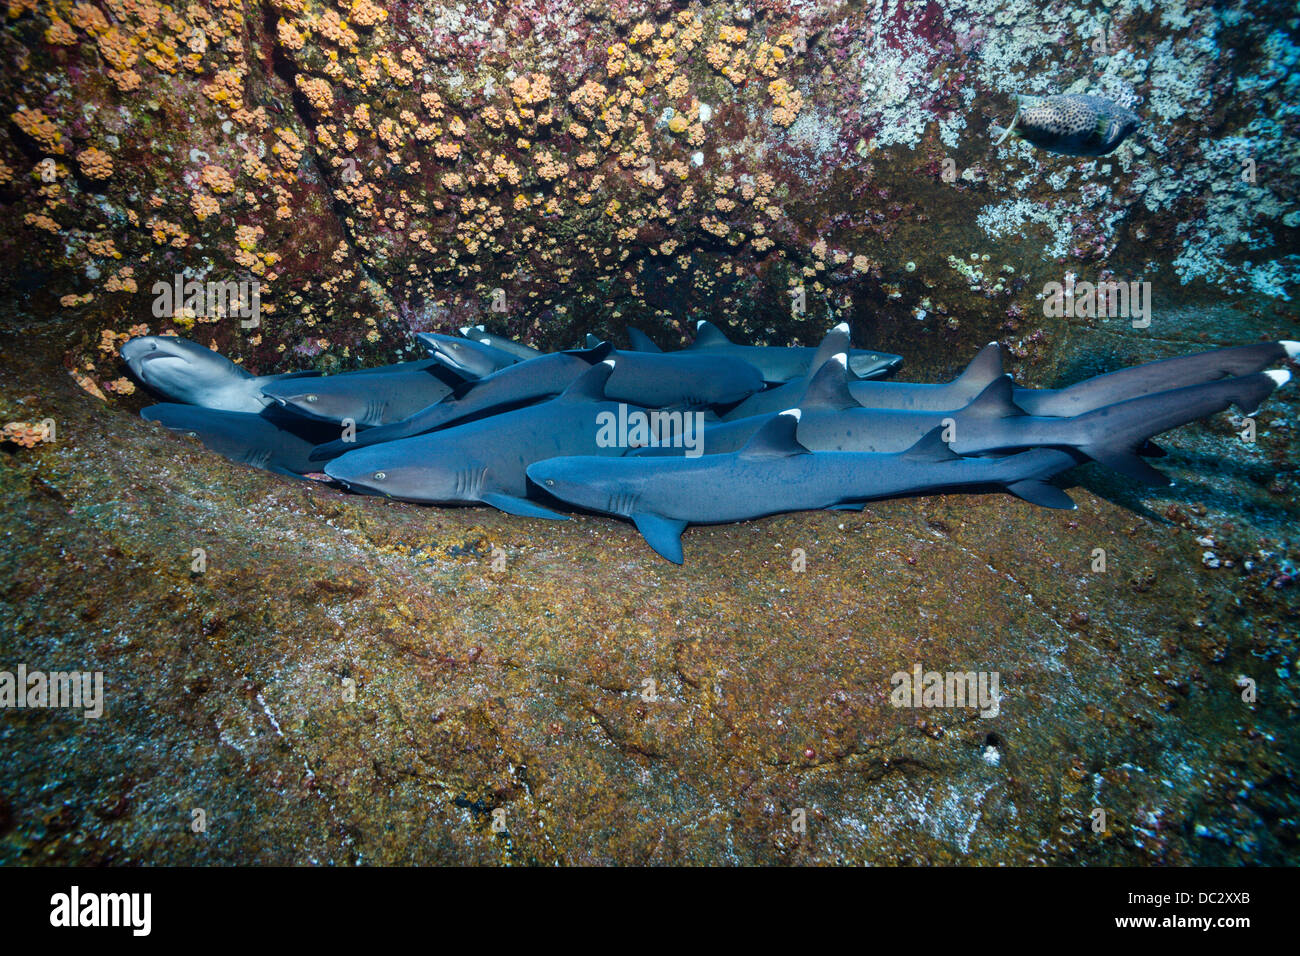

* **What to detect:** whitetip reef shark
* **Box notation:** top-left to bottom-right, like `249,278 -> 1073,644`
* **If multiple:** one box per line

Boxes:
526,410 -> 1082,564
323,359 -> 632,519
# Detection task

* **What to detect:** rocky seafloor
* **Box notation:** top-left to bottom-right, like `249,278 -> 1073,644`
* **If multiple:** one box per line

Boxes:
1,0 -> 1299,864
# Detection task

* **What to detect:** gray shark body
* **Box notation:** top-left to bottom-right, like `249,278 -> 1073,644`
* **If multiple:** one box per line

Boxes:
527,412 -> 1080,563
140,403 -> 339,475
636,356 -> 1287,485
308,343 -> 764,460
323,361 -> 628,518
635,321 -> 902,383
417,332 -> 520,377
259,362 -> 468,426
725,340 -> 1296,421
120,335 -> 441,413
849,341 -> 1295,416
458,325 -> 543,362
120,336 -> 320,413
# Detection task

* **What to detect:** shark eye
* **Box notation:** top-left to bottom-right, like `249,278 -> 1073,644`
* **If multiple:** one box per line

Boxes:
187,431 -> 198,437
306,394 -> 318,403
545,478 -> 555,487
373,471 -> 386,481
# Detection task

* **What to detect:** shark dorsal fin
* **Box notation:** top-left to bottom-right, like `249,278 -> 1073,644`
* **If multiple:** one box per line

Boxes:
739,410 -> 811,459
953,342 -> 1005,389
961,374 -> 1026,417
558,358 -> 615,401
691,320 -> 732,348
626,328 -> 663,353
800,354 -> 858,410
565,341 -> 615,364
903,426 -> 962,462
585,333 -> 603,349
808,322 -> 852,375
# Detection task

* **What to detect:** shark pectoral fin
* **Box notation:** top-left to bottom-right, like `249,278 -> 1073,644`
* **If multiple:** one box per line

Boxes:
1137,439 -> 1167,458
268,466 -> 304,480
828,502 -> 866,511
626,328 -> 663,353
1080,445 -> 1172,486
632,512 -> 688,564
691,320 -> 732,348
1005,480 -> 1075,510
479,492 -> 569,520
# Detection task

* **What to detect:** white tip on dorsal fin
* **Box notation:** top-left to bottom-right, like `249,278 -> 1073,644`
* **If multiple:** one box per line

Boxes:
601,358 -> 617,368
833,322 -> 850,333
799,356 -> 857,411
740,409 -> 809,458
458,326 -> 471,336
1282,341 -> 1299,359
1265,369 -> 1290,387
692,321 -> 732,347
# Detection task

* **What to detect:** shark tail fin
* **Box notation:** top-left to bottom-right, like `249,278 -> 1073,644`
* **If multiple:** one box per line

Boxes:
626,328 -> 663,353
739,409 -> 811,458
799,354 -> 858,410
902,426 -> 962,462
557,357 -> 616,401
690,320 -> 732,348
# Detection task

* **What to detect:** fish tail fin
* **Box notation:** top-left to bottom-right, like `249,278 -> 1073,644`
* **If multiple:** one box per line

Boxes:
995,103 -> 1021,145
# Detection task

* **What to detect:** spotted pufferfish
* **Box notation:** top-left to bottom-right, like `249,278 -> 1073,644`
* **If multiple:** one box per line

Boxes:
995,93 -> 1140,156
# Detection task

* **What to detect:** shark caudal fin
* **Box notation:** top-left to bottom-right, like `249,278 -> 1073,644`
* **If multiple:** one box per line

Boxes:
690,320 -> 733,348
958,374 -> 1027,418
738,409 -> 812,458
626,328 -> 663,352
1072,370 -> 1288,484
632,513 -> 688,564
556,357 -> 616,401
808,323 -> 852,376
799,354 -> 858,411
952,342 -> 1005,391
